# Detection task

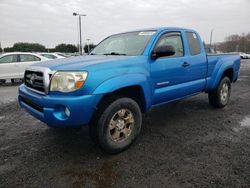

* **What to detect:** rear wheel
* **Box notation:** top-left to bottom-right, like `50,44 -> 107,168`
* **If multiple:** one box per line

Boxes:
0,79 -> 6,84
208,77 -> 231,108
89,97 -> 142,154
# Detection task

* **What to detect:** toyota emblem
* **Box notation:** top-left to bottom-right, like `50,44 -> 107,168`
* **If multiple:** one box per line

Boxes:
30,74 -> 37,85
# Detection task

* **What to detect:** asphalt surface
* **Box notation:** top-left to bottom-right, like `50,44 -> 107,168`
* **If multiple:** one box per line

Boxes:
0,86 -> 18,104
0,79 -> 22,104
1,60 -> 250,188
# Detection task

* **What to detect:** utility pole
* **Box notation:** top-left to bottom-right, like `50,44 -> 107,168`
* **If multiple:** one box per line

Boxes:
86,38 -> 91,54
73,12 -> 87,55
210,29 -> 214,48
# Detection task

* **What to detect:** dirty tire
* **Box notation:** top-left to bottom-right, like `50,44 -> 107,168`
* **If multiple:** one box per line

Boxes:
0,79 -> 6,84
208,77 -> 231,108
89,97 -> 142,154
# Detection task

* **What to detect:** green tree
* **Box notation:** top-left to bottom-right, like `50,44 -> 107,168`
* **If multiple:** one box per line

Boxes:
12,42 -> 46,52
3,47 -> 14,52
54,44 -> 78,53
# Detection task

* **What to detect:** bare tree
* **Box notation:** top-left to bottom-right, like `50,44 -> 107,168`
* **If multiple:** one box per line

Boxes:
218,32 -> 250,53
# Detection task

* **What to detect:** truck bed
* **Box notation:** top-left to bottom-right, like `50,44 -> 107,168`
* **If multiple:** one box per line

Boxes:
206,53 -> 241,90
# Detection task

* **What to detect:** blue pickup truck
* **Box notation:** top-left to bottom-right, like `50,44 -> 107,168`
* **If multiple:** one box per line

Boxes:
19,27 -> 240,153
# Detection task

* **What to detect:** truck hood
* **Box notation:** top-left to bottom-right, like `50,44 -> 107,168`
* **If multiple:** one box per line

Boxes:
33,55 -> 137,71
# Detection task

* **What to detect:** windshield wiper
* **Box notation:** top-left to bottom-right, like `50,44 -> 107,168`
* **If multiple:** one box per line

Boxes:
103,52 -> 127,56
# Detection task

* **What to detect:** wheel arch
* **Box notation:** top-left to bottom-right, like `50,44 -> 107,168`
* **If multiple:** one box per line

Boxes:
209,61 -> 235,90
92,74 -> 152,112
96,85 -> 148,112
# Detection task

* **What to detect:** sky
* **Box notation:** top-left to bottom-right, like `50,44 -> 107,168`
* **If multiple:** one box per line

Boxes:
0,0 -> 250,48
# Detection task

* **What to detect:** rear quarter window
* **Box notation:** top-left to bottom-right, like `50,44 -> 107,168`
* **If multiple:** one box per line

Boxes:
20,54 -> 41,62
186,32 -> 201,55
42,54 -> 57,59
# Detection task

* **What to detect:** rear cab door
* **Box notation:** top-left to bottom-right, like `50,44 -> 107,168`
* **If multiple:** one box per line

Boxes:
184,31 -> 207,90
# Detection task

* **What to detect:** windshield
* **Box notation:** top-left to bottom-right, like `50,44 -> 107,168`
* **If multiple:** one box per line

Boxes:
91,31 -> 155,56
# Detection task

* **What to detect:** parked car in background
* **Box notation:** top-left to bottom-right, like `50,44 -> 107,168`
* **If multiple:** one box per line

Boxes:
55,52 -> 81,57
239,52 -> 250,59
0,52 -> 48,84
55,53 -> 69,57
39,53 -> 65,59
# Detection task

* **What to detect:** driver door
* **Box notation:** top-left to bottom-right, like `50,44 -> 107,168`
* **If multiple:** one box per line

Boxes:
150,32 -> 190,105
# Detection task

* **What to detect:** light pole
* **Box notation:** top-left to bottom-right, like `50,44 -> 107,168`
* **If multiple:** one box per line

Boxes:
210,29 -> 214,48
86,38 -> 91,54
73,12 -> 87,55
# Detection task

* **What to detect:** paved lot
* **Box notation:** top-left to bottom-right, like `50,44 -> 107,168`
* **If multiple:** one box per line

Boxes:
0,79 -> 22,104
1,60 -> 250,188
0,86 -> 18,104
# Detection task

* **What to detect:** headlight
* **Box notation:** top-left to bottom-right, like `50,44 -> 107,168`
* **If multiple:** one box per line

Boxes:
50,71 -> 88,92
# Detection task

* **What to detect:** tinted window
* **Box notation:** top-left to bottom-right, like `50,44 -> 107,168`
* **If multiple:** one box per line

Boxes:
0,55 -> 18,63
186,32 -> 201,55
155,32 -> 184,57
42,54 -> 57,59
20,54 -> 41,62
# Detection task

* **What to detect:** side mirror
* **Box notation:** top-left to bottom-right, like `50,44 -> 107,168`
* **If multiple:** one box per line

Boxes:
152,45 -> 175,59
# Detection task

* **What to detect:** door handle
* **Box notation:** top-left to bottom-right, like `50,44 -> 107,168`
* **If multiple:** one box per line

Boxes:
182,62 -> 190,67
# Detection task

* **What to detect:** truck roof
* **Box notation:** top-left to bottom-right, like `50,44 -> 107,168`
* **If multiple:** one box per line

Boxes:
114,27 -> 197,35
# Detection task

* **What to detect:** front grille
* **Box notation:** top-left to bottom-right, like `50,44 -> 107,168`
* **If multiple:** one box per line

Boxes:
25,70 -> 45,93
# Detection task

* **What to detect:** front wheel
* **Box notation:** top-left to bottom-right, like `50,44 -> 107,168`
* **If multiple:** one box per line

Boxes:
208,77 -> 231,108
11,79 -> 15,85
89,97 -> 142,154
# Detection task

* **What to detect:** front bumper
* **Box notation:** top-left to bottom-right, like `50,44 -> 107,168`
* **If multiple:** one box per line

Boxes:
18,84 -> 103,127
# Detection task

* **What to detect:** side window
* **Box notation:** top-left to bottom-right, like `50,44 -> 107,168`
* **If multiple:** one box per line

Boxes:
155,32 -> 184,57
186,32 -> 201,55
42,54 -> 57,59
0,55 -> 18,63
20,54 -> 41,62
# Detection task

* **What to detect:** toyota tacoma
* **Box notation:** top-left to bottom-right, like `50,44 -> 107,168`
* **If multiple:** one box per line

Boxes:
19,27 -> 241,153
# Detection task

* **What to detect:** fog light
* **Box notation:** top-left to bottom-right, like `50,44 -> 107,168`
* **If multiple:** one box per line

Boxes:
65,107 -> 70,117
